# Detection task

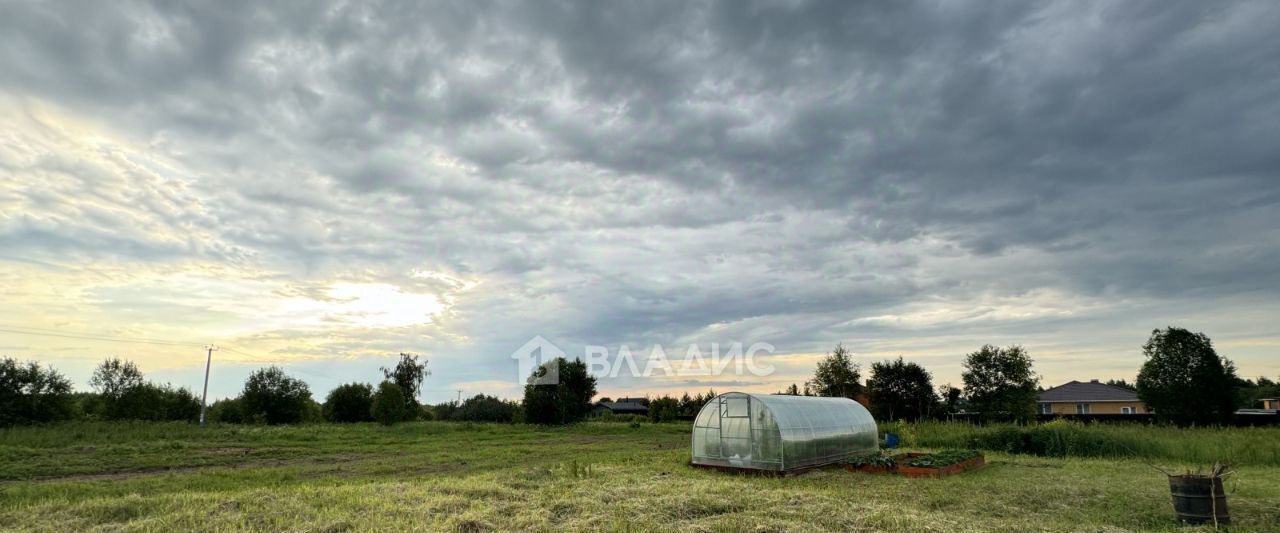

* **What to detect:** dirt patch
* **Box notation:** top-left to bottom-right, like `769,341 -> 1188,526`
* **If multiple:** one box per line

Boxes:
204,447 -> 256,456
8,453 -> 377,484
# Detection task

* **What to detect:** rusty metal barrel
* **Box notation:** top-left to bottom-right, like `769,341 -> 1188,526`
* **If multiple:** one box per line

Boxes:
1168,475 -> 1230,525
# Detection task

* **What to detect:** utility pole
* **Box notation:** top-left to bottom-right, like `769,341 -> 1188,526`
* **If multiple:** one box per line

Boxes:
199,344 -> 218,428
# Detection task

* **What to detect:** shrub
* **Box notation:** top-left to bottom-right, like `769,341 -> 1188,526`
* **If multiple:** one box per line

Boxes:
323,383 -> 374,423
888,420 -> 1280,466
208,397 -> 243,424
110,383 -> 200,421
648,396 -> 680,423
431,401 -> 459,421
451,394 -> 519,423
240,366 -> 313,425
87,359 -> 199,421
595,413 -> 644,424
155,384 -> 200,421
0,357 -> 75,426
371,381 -> 408,425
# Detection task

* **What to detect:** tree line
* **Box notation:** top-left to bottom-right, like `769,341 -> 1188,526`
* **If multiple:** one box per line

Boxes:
764,326 -> 1268,427
2,326 -> 1274,428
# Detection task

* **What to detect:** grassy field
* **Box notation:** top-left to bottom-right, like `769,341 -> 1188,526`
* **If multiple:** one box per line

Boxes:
2,422 -> 1278,532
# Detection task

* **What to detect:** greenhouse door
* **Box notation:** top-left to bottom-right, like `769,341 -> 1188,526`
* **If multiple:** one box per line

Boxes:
718,395 -> 753,465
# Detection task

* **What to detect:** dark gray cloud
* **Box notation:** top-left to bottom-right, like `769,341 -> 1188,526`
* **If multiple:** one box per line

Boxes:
2,0 -> 1278,399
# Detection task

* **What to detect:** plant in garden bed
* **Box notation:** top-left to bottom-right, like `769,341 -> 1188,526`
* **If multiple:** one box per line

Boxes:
905,449 -> 981,468
844,452 -> 898,473
897,449 -> 985,478
848,453 -> 897,467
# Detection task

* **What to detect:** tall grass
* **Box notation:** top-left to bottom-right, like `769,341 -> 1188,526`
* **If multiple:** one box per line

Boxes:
881,419 -> 1280,466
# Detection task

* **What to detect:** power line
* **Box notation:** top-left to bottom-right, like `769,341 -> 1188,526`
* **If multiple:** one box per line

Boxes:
0,325 -> 341,379
0,326 -> 204,347
219,346 -> 344,381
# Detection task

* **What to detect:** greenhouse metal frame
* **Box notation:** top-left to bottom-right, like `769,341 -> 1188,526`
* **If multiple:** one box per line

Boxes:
690,392 -> 877,472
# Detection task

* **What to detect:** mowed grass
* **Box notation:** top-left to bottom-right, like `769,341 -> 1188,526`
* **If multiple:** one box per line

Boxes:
0,422 -> 1278,532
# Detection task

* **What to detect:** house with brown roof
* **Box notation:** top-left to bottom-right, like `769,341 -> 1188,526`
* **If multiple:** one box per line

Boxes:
1037,379 -> 1147,415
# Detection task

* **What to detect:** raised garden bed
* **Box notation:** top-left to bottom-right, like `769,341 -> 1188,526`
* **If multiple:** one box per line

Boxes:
842,452 -> 898,474
895,450 -> 985,478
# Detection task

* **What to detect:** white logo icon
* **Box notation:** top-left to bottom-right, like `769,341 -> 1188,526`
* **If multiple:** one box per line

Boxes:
511,335 -> 565,385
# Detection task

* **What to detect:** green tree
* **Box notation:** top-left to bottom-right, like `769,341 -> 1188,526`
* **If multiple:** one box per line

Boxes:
88,359 -> 198,421
808,344 -> 862,399
522,358 -> 598,425
240,366 -> 313,425
323,382 -> 374,423
1105,378 -> 1137,391
1136,327 -> 1238,426
648,395 -> 680,423
867,357 -> 938,421
937,384 -> 962,416
962,345 -> 1039,422
89,358 -> 144,419
371,381 -> 408,425
0,357 -> 75,426
381,353 -> 429,420
1238,376 -> 1279,409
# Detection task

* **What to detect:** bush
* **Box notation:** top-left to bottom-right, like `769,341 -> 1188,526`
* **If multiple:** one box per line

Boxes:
371,381 -> 408,425
0,357 -> 75,426
156,384 -> 201,421
109,383 -> 200,422
885,420 -> 1280,466
208,398 -> 243,424
594,413 -> 644,424
648,396 -> 680,423
87,359 -> 199,421
240,366 -> 313,425
323,383 -> 374,423
451,394 -> 519,423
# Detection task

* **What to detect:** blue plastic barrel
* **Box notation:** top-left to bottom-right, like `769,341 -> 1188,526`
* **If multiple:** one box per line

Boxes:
884,432 -> 900,448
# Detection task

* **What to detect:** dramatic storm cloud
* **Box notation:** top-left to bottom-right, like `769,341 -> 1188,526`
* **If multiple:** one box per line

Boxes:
2,1 -> 1278,401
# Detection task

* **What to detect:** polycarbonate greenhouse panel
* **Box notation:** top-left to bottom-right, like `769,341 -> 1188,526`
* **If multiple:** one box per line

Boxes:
690,392 -> 877,472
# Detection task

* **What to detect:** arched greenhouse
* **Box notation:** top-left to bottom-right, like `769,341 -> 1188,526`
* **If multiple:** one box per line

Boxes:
691,392 -> 877,472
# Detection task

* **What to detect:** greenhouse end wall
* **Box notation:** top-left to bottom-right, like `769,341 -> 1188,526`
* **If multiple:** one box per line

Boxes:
690,392 -> 877,472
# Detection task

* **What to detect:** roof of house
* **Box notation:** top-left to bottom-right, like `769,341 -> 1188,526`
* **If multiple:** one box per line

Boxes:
596,401 -> 649,413
1038,380 -> 1140,403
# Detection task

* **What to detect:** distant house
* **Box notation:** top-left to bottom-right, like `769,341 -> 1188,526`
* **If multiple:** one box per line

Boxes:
1037,380 -> 1147,415
592,401 -> 649,417
1262,398 -> 1280,410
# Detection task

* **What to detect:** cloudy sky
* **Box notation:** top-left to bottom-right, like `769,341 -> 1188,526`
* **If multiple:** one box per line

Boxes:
2,1 -> 1278,403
